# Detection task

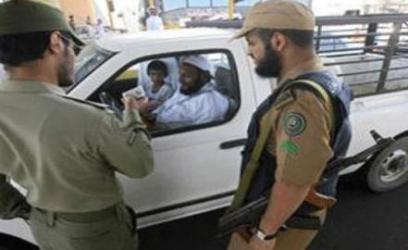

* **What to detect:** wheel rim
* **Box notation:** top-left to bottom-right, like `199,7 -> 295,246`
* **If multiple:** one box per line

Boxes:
379,149 -> 408,183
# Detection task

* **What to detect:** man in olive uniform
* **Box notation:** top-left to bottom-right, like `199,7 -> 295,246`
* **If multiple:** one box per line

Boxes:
227,1 -> 352,250
0,1 -> 154,249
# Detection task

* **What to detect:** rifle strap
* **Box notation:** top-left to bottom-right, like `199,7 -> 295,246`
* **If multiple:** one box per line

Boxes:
228,108 -> 276,212
291,79 -> 334,137
229,79 -> 334,212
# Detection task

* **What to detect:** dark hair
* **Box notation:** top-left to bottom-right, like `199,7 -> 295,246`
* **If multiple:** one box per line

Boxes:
147,60 -> 168,77
0,31 -> 71,67
253,28 -> 314,48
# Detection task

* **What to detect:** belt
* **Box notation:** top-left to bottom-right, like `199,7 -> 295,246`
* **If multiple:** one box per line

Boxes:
34,204 -> 119,223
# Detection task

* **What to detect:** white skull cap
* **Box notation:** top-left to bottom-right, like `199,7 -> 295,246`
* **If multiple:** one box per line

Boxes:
182,55 -> 212,74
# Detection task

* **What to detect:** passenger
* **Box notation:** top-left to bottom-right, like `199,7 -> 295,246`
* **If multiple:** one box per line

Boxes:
138,57 -> 179,92
138,55 -> 229,128
144,60 -> 174,112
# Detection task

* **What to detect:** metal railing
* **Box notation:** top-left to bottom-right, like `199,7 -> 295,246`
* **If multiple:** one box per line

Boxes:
186,14 -> 408,97
314,14 -> 408,95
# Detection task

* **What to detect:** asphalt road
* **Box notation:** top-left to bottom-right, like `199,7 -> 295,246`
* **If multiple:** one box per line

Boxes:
139,174 -> 408,250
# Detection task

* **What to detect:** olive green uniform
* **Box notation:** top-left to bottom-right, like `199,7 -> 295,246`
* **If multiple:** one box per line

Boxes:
0,80 -> 154,250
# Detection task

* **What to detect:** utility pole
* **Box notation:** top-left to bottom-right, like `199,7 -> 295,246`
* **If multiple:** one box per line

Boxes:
106,0 -> 115,29
228,0 -> 234,19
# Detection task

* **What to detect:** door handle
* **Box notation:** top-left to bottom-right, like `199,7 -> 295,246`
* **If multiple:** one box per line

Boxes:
220,138 -> 247,149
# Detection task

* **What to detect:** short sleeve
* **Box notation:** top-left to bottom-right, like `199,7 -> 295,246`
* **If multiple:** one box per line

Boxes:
274,90 -> 333,185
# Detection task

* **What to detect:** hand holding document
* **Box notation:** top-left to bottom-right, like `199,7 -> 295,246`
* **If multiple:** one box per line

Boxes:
122,86 -> 146,100
122,86 -> 148,111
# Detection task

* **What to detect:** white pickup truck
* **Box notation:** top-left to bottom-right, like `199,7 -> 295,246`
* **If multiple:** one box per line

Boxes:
1,14 -> 408,248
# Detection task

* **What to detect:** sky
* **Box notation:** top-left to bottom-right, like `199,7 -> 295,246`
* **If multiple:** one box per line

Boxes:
162,0 -> 402,15
163,0 -> 259,11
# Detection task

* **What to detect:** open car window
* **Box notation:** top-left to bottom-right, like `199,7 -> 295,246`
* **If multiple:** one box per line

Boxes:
87,51 -> 240,137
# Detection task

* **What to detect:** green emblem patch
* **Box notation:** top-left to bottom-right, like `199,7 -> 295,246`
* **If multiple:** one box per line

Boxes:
280,140 -> 300,155
283,112 -> 306,136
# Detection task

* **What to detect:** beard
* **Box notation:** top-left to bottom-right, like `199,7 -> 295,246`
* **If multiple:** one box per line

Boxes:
179,75 -> 205,95
180,83 -> 202,95
57,46 -> 75,87
255,43 -> 281,78
57,66 -> 74,87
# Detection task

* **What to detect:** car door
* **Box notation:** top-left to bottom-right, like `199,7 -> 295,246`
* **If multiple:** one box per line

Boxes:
324,53 -> 408,162
70,34 -> 257,227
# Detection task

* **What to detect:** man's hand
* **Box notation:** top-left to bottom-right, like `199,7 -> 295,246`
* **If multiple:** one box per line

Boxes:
249,236 -> 276,250
123,96 -> 149,111
145,100 -> 162,113
0,176 -> 31,221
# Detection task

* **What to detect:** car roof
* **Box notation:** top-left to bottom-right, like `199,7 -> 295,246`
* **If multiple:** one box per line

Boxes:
96,28 -> 236,52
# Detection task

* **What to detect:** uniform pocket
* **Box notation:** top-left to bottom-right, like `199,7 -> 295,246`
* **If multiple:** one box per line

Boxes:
61,217 -> 125,250
58,216 -> 117,239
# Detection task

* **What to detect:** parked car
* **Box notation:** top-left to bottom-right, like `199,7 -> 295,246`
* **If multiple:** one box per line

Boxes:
2,14 -> 408,248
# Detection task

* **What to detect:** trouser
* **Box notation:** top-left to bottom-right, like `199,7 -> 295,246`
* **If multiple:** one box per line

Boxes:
227,209 -> 327,250
29,203 -> 138,250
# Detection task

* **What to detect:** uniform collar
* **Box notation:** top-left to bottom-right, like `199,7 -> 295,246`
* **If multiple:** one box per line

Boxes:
0,80 -> 66,96
278,56 -> 324,85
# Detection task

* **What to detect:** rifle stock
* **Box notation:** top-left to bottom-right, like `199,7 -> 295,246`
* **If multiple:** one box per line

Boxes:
218,187 -> 335,238
218,196 -> 268,237
305,188 -> 337,209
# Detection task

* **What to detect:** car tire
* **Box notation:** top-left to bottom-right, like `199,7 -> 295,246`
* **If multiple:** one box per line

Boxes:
366,136 -> 408,192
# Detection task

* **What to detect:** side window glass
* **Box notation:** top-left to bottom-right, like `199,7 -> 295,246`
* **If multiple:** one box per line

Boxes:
88,51 -> 240,136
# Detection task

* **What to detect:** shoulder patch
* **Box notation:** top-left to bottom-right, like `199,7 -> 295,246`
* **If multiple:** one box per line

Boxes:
283,112 -> 306,136
62,96 -> 109,110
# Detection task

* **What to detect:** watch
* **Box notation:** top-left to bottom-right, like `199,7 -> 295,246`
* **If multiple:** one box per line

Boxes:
255,228 -> 278,241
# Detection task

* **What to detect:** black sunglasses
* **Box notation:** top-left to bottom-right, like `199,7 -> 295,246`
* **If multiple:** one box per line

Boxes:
58,33 -> 82,56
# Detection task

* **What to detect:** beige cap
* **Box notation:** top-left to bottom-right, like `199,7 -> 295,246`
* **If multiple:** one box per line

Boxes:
233,0 -> 315,39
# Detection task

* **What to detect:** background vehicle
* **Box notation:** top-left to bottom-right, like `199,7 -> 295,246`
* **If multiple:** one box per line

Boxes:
1,14 -> 408,247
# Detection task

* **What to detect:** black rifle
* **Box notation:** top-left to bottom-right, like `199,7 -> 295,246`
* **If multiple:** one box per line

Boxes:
218,130 -> 394,237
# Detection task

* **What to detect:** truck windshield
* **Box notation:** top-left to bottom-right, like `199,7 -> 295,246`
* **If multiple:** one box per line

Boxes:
68,42 -> 114,92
